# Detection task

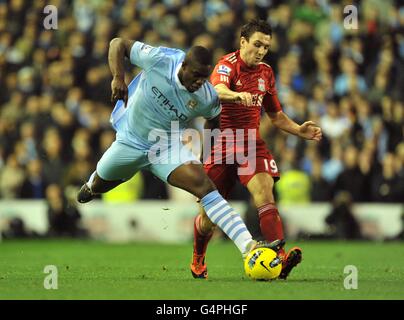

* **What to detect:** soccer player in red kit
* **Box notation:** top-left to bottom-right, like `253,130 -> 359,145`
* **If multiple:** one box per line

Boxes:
191,19 -> 322,279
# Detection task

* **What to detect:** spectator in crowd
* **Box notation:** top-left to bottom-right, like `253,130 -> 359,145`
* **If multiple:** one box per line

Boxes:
322,142 -> 344,185
19,158 -> 47,199
320,101 -> 351,140
325,191 -> 363,240
276,152 -> 311,205
371,153 -> 404,202
1,217 -> 40,239
334,145 -> 370,202
310,158 -> 332,202
0,0 -> 402,204
40,127 -> 66,185
0,153 -> 25,198
46,184 -> 87,238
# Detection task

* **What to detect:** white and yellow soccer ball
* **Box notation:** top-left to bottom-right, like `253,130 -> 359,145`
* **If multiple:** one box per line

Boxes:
244,247 -> 282,281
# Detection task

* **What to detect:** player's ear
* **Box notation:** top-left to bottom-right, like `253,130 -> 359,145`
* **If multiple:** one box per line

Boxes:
181,61 -> 188,72
240,37 -> 247,48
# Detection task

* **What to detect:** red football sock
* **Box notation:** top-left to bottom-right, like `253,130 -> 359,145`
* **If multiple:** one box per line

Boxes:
258,203 -> 285,256
193,214 -> 214,256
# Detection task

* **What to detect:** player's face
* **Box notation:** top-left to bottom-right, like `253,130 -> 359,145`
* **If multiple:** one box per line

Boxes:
240,32 -> 271,67
180,62 -> 212,92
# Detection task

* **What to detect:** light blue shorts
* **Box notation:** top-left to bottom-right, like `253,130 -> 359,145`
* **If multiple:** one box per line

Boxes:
96,139 -> 200,183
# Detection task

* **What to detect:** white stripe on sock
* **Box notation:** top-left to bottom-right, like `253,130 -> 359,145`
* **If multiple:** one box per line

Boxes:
228,220 -> 245,239
210,205 -> 233,224
207,200 -> 228,217
217,213 -> 248,249
215,208 -> 234,227
203,197 -> 253,255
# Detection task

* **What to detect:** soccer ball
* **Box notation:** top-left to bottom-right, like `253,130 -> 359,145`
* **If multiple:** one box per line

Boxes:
244,247 -> 282,281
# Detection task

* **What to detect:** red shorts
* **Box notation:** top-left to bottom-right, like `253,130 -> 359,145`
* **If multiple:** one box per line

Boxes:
203,139 -> 280,198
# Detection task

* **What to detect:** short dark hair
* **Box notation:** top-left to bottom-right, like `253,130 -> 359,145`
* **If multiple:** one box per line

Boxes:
240,19 -> 272,41
186,46 -> 213,66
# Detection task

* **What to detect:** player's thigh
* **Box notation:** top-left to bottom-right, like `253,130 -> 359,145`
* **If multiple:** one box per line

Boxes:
96,140 -> 148,181
241,156 -> 280,206
148,142 -> 201,184
204,163 -> 237,199
247,175 -> 276,206
165,162 -> 216,199
239,152 -> 280,186
148,144 -> 213,198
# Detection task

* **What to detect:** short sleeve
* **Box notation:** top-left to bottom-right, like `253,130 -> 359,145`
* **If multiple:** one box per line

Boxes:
129,41 -> 161,71
267,68 -> 277,96
205,96 -> 222,120
210,61 -> 234,87
263,94 -> 283,113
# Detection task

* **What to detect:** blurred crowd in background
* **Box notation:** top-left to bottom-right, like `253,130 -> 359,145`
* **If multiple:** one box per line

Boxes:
0,0 -> 403,205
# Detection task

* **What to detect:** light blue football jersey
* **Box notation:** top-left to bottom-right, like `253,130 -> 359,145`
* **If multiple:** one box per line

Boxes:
110,41 -> 221,149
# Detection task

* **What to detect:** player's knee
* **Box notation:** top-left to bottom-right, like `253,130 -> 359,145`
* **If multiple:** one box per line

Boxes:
251,187 -> 275,206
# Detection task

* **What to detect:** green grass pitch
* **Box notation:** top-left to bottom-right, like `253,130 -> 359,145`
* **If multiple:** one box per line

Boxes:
0,239 -> 403,300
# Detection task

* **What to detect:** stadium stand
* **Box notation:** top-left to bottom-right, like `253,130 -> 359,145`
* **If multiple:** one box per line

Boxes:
0,0 -> 403,205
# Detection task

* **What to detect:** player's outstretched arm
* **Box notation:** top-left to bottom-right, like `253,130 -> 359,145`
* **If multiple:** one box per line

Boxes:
214,84 -> 253,107
268,111 -> 322,142
108,38 -> 135,106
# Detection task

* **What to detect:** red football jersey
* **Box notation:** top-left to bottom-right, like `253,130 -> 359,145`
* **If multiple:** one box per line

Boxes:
210,50 -> 282,140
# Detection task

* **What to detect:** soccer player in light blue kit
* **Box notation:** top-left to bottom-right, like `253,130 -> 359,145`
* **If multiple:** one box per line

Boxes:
77,38 -> 281,277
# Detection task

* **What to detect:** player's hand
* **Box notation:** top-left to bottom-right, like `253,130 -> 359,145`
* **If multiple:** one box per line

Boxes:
111,76 -> 128,107
298,121 -> 322,141
235,92 -> 253,107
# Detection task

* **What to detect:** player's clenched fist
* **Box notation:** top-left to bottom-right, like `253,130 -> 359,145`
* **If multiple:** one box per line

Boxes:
111,76 -> 128,106
235,92 -> 253,107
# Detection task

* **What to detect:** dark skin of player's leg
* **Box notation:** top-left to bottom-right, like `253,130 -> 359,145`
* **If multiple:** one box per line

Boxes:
90,163 -> 216,198
91,173 -> 124,194
168,162 -> 217,200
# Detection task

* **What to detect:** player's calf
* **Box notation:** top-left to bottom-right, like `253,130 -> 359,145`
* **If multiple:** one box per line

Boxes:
191,214 -> 214,280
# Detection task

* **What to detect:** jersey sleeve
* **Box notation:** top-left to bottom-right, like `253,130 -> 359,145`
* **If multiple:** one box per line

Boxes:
210,60 -> 234,87
266,67 -> 278,96
263,94 -> 283,113
206,97 -> 222,120
129,41 -> 162,71
202,90 -> 222,120
262,66 -> 281,113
